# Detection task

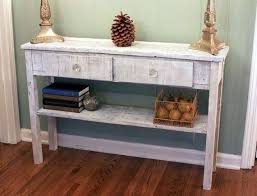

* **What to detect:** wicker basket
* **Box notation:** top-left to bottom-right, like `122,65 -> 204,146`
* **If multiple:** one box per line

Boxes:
153,90 -> 198,128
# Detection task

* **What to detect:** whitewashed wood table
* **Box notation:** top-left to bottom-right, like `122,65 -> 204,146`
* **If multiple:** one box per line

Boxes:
22,37 -> 229,190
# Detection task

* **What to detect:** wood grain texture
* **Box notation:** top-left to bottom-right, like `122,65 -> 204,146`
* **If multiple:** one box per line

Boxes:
28,50 -> 216,90
0,143 -> 55,196
25,50 -> 43,164
30,50 -> 212,89
1,142 -> 257,196
21,37 -> 229,62
47,77 -> 58,151
114,57 -> 193,87
203,62 -> 220,190
57,53 -> 113,81
22,37 -> 228,190
37,105 -> 208,134
213,62 -> 225,172
124,160 -> 167,196
193,61 -> 210,89
48,117 -> 57,151
154,163 -> 195,196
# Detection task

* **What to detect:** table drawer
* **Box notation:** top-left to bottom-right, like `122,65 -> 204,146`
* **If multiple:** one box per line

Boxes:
31,51 -> 113,81
57,54 -> 113,81
32,51 -> 59,76
113,57 -> 193,87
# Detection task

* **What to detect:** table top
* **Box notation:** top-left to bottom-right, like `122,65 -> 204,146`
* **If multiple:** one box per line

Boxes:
22,37 -> 229,62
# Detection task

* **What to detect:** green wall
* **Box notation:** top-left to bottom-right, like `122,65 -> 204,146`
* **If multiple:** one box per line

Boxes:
12,0 -> 256,155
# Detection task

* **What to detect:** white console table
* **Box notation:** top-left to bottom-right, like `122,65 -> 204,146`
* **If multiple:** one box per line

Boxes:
22,37 -> 229,190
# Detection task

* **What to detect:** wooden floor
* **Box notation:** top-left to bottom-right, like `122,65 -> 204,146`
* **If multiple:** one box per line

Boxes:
0,142 -> 257,196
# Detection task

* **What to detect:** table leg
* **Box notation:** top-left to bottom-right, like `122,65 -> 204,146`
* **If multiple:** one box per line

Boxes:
213,62 -> 225,172
48,117 -> 58,150
26,51 -> 43,164
203,63 -> 220,190
47,77 -> 58,151
213,81 -> 223,172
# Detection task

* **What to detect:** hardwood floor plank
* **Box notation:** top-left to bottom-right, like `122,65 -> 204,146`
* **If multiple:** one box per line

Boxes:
50,151 -> 112,196
153,163 -> 195,196
17,147 -> 85,196
0,142 -> 30,172
98,156 -> 144,196
73,154 -> 124,195
0,144 -> 55,196
181,165 -> 215,196
215,169 -> 243,196
124,159 -> 168,196
242,163 -> 257,196
1,142 -> 257,196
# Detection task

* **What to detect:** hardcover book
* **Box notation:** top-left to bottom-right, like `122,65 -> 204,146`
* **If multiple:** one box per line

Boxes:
43,99 -> 83,108
42,83 -> 89,97
43,91 -> 89,102
43,105 -> 84,113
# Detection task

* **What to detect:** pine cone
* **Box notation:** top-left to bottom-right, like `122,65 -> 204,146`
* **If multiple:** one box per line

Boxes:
111,12 -> 135,47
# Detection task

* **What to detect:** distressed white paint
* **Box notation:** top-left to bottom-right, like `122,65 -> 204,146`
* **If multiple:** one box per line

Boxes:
213,62 -> 225,172
32,51 -> 113,81
32,51 -> 59,76
47,77 -> 58,151
38,105 -> 208,134
193,61 -> 211,88
25,51 -> 43,164
22,37 -> 228,190
203,62 -> 220,190
58,53 -> 113,81
21,37 -> 229,62
21,128 -> 242,170
48,117 -> 57,151
114,57 -> 193,87
29,51 -> 212,89
0,0 -> 20,144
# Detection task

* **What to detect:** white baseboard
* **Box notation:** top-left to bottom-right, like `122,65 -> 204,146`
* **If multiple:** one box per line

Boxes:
21,128 -> 242,170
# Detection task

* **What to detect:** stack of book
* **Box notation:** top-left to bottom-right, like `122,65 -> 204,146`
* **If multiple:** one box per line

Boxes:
42,83 -> 89,113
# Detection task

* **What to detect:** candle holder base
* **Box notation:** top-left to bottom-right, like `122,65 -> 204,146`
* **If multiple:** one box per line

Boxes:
191,27 -> 225,55
31,25 -> 64,44
191,0 -> 225,56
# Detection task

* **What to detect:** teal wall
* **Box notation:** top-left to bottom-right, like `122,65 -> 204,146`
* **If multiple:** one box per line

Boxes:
12,0 -> 256,155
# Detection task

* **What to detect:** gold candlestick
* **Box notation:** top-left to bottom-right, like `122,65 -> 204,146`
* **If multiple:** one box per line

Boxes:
31,0 -> 64,44
191,0 -> 225,55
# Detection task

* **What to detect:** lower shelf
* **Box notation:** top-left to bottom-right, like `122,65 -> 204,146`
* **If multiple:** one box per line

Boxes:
37,104 -> 208,134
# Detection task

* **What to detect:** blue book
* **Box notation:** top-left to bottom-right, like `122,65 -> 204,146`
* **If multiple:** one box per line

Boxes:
43,83 -> 89,97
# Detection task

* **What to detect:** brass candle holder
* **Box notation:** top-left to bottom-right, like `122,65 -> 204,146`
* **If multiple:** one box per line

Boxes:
31,0 -> 64,44
191,0 -> 225,55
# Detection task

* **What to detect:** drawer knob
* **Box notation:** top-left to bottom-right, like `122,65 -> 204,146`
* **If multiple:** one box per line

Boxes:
72,64 -> 81,72
149,69 -> 158,78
